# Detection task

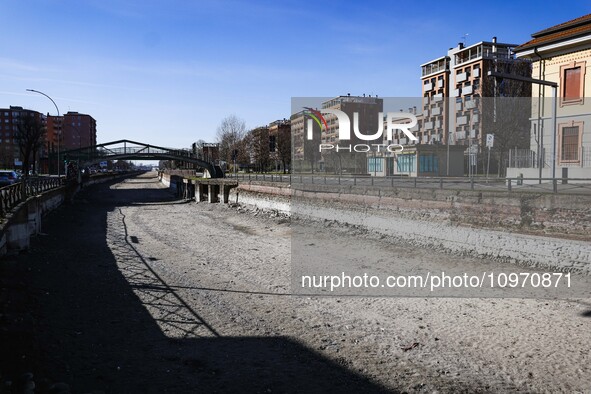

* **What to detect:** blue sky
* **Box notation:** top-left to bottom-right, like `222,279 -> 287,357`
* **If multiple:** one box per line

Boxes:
2,0 -> 591,148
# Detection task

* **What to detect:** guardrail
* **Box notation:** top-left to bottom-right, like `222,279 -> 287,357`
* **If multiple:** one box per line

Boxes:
0,177 -> 65,217
228,173 -> 591,195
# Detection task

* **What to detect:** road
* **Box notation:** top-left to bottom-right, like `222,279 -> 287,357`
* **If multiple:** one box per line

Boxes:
1,172 -> 590,393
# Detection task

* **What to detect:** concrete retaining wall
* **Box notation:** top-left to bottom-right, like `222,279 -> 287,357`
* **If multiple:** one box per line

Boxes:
229,183 -> 291,213
233,181 -> 591,239
0,173 -> 140,256
0,185 -> 71,255
230,181 -> 591,274
158,172 -> 182,194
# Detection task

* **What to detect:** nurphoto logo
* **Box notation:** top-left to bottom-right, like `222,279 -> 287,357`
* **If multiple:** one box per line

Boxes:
304,107 -> 419,153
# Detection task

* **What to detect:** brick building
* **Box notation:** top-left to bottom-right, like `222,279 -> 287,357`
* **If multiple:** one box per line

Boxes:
0,106 -> 46,171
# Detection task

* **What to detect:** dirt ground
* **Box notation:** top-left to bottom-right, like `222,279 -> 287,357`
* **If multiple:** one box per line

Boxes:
1,172 -> 590,393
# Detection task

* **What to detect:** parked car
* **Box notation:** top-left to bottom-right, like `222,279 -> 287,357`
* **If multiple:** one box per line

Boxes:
0,170 -> 20,187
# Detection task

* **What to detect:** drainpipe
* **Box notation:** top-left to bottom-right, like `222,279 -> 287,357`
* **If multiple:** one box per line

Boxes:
534,47 -> 545,183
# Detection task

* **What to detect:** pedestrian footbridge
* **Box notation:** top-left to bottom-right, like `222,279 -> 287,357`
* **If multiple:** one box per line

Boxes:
58,140 -> 224,178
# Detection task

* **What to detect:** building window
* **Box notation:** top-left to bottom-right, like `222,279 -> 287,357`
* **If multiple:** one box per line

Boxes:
558,122 -> 582,164
560,61 -> 585,105
419,154 -> 439,173
396,154 -> 415,173
368,157 -> 383,173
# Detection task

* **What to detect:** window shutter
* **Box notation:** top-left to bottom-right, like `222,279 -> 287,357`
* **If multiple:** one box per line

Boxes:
564,67 -> 581,99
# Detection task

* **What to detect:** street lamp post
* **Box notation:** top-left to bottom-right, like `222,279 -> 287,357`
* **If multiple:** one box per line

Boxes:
486,71 -> 558,183
26,89 -> 61,177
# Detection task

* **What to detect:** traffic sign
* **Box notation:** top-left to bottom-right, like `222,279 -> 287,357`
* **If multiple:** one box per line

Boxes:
486,134 -> 494,148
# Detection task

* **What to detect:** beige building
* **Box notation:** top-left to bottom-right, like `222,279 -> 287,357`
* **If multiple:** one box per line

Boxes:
368,109 -> 422,176
292,95 -> 383,174
510,13 -> 591,179
321,95 -> 383,174
268,119 -> 290,172
290,110 -> 320,172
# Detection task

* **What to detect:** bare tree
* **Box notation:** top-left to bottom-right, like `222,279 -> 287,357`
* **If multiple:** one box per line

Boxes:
276,126 -> 291,173
249,127 -> 270,172
237,132 -> 252,170
16,112 -> 46,176
216,115 -> 246,165
481,59 -> 532,175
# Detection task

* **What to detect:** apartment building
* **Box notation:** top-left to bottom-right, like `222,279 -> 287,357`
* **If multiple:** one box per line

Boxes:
320,95 -> 383,174
371,108 -> 421,176
421,38 -> 531,176
370,109 -> 464,177
47,111 -> 97,152
421,56 -> 450,145
0,106 -> 46,170
384,107 -> 423,146
510,13 -> 591,180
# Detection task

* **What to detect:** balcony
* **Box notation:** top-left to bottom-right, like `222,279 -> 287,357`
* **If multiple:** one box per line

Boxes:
435,120 -> 442,129
473,68 -> 480,78
453,88 -> 461,96
463,85 -> 473,95
424,82 -> 433,91
456,131 -> 466,140
457,116 -> 468,126
437,79 -> 444,88
431,106 -> 441,116
422,60 -> 448,77
472,114 -> 479,123
465,100 -> 477,109
433,94 -> 443,102
456,72 -> 468,83
422,135 -> 429,143
455,101 -> 462,111
400,138 -> 408,145
423,96 -> 430,105
424,121 -> 434,130
469,129 -> 477,139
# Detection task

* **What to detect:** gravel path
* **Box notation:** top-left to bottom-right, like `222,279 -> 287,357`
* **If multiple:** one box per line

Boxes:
1,172 -> 590,393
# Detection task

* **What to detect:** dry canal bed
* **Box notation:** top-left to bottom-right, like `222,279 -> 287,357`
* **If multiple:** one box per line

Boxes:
1,172 -> 590,393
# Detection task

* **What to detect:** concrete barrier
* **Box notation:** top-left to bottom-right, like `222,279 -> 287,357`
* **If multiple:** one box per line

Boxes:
0,172 -> 140,256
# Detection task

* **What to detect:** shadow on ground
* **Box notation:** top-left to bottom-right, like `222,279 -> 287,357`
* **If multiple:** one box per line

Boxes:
0,175 -> 391,393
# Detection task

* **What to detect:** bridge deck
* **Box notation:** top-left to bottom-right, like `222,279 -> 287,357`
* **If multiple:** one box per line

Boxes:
185,179 -> 238,186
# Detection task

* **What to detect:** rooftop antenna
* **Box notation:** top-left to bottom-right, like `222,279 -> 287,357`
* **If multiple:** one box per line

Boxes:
461,33 -> 469,46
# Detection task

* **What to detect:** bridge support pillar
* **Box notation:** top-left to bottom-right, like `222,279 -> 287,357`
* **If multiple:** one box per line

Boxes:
182,179 -> 195,200
208,184 -> 220,203
222,185 -> 232,203
196,183 -> 208,202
